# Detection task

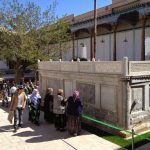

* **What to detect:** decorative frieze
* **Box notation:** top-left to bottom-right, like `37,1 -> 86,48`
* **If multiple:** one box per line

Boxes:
129,61 -> 150,75
38,60 -> 150,76
95,61 -> 122,74
38,61 -> 60,71
60,62 -> 78,72
38,61 -> 123,74
78,62 -> 94,73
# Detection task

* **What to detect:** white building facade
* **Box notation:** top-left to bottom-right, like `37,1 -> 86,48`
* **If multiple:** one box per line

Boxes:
62,0 -> 150,61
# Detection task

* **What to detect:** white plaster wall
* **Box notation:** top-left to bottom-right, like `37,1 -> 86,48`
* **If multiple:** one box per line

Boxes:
134,29 -> 141,61
111,34 -> 113,60
63,27 -> 150,61
62,41 -> 72,61
117,31 -> 134,60
74,38 -> 90,59
63,49 -> 72,61
145,27 -> 150,60
126,31 -> 134,60
116,32 -> 124,60
96,35 -> 111,61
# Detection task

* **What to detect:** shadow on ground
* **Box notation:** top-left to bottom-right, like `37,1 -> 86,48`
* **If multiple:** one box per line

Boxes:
0,101 -> 89,144
0,124 -> 13,132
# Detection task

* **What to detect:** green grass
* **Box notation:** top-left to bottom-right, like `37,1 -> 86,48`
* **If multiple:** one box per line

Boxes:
102,132 -> 150,149
82,123 -> 150,150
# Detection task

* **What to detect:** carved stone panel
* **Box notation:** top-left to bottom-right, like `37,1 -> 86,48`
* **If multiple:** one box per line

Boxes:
79,62 -> 93,73
131,87 -> 143,112
129,62 -> 150,75
64,80 -> 73,98
95,62 -> 122,74
101,85 -> 116,113
61,62 -> 78,72
46,78 -> 63,95
76,82 -> 95,104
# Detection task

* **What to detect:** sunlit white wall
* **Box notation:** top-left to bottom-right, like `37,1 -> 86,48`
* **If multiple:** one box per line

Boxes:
63,27 -> 150,61
145,27 -> 150,60
74,38 -> 90,59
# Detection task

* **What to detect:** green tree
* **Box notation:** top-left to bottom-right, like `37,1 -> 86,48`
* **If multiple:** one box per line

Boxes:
43,20 -> 72,60
0,0 -> 71,83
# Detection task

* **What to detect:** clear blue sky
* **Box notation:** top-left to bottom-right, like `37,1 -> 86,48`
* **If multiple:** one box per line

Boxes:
11,0 -> 112,17
56,0 -> 112,16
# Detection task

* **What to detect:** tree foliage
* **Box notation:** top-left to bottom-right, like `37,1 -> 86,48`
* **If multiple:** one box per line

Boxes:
0,0 -> 72,82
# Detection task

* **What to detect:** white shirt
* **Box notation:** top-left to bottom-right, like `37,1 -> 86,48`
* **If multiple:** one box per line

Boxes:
17,94 -> 22,108
10,86 -> 17,94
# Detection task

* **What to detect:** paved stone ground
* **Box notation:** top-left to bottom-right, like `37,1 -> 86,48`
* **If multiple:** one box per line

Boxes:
0,101 -> 149,150
135,143 -> 150,150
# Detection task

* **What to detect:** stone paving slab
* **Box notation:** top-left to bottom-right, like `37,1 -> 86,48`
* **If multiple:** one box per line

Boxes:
0,102 -> 125,150
135,143 -> 150,150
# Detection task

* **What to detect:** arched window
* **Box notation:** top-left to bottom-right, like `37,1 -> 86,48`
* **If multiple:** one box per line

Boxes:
145,37 -> 150,60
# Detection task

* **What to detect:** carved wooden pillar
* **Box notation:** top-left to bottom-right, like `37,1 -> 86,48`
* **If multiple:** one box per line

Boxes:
90,34 -> 93,60
141,16 -> 146,61
93,0 -> 97,59
89,28 -> 93,60
72,32 -> 75,59
111,23 -> 118,61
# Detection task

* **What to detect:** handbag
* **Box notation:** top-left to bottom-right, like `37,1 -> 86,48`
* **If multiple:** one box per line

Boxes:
8,111 -> 14,124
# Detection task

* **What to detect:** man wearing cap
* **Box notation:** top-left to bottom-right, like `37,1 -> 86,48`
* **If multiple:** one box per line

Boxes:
10,85 -> 27,132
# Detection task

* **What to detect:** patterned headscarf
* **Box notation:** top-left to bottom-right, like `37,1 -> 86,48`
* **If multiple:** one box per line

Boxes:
73,90 -> 79,101
30,89 -> 41,107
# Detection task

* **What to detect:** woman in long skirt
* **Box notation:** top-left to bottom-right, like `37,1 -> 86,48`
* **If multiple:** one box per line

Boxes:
53,89 -> 67,131
44,88 -> 54,123
67,91 -> 83,136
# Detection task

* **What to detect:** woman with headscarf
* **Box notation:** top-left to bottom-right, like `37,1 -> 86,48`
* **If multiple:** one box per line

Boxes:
44,88 -> 54,123
29,89 -> 41,126
53,89 -> 67,131
67,90 -> 83,136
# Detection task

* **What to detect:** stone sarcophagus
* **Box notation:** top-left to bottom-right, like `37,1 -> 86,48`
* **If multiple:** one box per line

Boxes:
38,58 -> 150,136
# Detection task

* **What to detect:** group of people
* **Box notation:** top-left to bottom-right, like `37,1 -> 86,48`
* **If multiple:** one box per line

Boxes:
8,80 -> 40,132
0,81 -> 10,107
0,79 -> 36,107
44,88 -> 83,136
5,80 -> 83,136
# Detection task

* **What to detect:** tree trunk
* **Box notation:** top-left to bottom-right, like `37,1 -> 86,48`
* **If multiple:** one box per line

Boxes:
14,61 -> 24,84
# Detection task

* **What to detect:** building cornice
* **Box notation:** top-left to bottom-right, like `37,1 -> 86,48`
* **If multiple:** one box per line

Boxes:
71,1 -> 150,32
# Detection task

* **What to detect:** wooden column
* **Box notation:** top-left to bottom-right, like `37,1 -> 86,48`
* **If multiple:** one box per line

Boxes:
90,34 -> 93,60
89,28 -> 93,60
93,0 -> 97,59
72,32 -> 75,59
112,23 -> 118,61
141,16 -> 146,61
